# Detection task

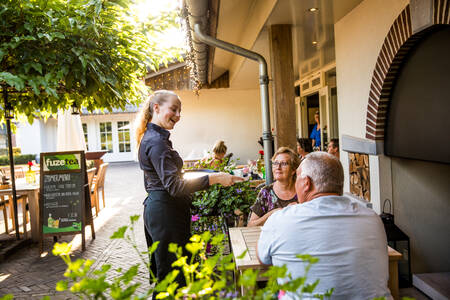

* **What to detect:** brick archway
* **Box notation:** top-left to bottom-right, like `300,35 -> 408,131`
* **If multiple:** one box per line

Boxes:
365,0 -> 450,140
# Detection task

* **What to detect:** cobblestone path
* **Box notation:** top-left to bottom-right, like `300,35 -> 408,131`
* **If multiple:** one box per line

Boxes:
0,162 -> 151,299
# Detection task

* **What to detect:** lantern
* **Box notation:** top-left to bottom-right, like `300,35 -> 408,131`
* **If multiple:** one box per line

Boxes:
380,199 -> 412,287
4,101 -> 14,119
71,103 -> 80,115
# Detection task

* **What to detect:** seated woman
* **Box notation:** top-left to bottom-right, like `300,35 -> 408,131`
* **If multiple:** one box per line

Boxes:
296,137 -> 313,159
196,140 -> 228,170
247,147 -> 300,227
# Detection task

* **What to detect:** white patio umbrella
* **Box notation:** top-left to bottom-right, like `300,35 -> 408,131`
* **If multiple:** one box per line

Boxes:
56,109 -> 87,151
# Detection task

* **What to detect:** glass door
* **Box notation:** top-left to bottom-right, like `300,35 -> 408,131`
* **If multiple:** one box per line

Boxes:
319,86 -> 339,150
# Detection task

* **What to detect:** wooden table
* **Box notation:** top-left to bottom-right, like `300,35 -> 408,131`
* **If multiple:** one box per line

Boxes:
0,179 -> 40,242
388,245 -> 403,300
229,226 -> 402,299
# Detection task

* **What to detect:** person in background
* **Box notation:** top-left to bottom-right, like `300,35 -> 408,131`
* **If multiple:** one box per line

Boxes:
135,90 -> 243,289
328,138 -> 340,159
209,140 -> 227,169
247,147 -> 300,226
296,137 -> 313,160
257,152 -> 391,299
310,111 -> 321,150
195,140 -> 228,170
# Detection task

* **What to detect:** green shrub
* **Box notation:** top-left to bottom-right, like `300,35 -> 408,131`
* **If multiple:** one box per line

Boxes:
0,147 -> 21,156
0,215 -> 332,300
0,154 -> 36,166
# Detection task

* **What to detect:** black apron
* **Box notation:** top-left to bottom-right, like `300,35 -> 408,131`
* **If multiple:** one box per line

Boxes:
143,190 -> 191,287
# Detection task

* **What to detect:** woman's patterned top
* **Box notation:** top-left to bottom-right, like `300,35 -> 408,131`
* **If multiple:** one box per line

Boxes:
250,184 -> 297,217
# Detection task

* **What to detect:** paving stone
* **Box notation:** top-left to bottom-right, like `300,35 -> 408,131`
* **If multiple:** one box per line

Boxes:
0,163 -> 151,298
18,286 -> 31,292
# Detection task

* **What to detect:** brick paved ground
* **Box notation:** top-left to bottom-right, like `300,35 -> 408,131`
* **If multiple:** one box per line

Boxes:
0,162 -> 152,299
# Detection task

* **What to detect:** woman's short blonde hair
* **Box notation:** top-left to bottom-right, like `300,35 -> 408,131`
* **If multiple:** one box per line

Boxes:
272,147 -> 301,181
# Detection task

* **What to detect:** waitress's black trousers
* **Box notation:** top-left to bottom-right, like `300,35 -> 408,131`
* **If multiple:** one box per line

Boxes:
143,191 -> 191,287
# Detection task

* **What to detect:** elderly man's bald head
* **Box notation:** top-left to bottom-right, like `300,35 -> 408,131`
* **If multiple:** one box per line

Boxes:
296,152 -> 344,198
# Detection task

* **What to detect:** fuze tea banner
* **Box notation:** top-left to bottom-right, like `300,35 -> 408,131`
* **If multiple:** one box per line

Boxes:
42,171 -> 82,234
43,153 -> 81,171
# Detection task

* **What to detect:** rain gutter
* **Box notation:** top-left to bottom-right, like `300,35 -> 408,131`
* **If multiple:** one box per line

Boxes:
184,0 -> 209,85
193,23 -> 274,184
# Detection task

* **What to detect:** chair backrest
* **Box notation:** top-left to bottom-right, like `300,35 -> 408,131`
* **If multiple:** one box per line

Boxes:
96,163 -> 109,189
1,166 -> 25,179
183,159 -> 199,169
224,153 -> 233,165
87,168 -> 96,190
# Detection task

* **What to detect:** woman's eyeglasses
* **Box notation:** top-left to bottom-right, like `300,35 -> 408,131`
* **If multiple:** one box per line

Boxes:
272,161 -> 289,168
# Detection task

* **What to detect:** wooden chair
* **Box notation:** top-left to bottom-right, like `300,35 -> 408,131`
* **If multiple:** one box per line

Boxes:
1,166 -> 26,179
0,196 -> 9,234
91,163 -> 109,216
2,194 -> 29,238
86,168 -> 97,216
183,159 -> 199,169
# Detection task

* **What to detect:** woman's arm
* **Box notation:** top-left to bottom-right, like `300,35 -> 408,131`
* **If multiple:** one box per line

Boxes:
209,172 -> 242,186
147,143 -> 241,198
247,208 -> 281,227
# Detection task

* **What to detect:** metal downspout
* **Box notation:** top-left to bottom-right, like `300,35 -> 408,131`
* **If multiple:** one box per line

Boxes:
193,23 -> 274,184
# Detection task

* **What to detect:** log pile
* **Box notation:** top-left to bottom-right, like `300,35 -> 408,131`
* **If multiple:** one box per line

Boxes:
349,153 -> 370,201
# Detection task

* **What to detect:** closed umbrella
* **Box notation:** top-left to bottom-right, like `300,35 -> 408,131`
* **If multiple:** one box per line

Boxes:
56,109 -> 86,151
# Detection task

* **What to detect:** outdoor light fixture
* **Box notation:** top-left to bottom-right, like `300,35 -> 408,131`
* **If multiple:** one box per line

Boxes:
308,7 -> 319,12
71,104 -> 80,115
4,103 -> 14,119
381,199 -> 412,287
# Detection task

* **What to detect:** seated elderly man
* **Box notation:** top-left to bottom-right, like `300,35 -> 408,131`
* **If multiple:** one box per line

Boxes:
257,152 -> 391,300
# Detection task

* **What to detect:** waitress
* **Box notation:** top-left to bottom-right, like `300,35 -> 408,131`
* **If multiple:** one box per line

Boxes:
135,90 -> 241,287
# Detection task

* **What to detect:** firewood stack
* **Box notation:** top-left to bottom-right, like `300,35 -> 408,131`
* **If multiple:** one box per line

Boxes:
349,153 -> 370,202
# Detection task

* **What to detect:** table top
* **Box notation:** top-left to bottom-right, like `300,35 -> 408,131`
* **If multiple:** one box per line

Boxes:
229,226 -> 402,270
229,226 -> 267,270
0,177 -> 40,194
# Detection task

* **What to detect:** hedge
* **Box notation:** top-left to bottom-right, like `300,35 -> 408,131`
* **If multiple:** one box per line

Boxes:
0,147 -> 21,156
0,154 -> 37,166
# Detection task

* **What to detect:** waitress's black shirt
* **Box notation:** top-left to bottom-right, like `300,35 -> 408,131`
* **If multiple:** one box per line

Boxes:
138,123 -> 209,200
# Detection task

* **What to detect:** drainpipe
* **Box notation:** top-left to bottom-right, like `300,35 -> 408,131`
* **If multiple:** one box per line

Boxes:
193,23 -> 274,184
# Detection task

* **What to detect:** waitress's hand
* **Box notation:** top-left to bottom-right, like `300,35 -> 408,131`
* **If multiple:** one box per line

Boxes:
208,172 -> 244,187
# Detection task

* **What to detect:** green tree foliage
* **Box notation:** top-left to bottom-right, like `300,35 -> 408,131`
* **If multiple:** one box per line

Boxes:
0,0 -> 181,123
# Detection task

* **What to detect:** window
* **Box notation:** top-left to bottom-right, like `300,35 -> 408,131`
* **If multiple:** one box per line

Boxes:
99,122 -> 113,152
82,123 -> 89,151
117,121 -> 131,153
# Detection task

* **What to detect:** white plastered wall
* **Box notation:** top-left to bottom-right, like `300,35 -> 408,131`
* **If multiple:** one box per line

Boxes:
172,89 -> 262,163
16,118 -> 57,156
334,0 -> 408,213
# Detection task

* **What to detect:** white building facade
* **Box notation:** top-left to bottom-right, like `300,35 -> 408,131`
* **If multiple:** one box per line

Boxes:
16,108 -> 138,163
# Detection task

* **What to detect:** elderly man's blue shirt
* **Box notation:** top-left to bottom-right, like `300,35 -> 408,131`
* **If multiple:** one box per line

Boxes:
258,195 -> 391,300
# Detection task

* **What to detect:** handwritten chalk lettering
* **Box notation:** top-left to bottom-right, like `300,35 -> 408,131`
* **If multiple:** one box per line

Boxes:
44,174 -> 71,183
45,201 -> 59,208
44,185 -> 57,192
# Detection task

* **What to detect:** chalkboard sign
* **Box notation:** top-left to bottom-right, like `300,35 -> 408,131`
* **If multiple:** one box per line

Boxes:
42,172 -> 83,234
39,151 -> 95,253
